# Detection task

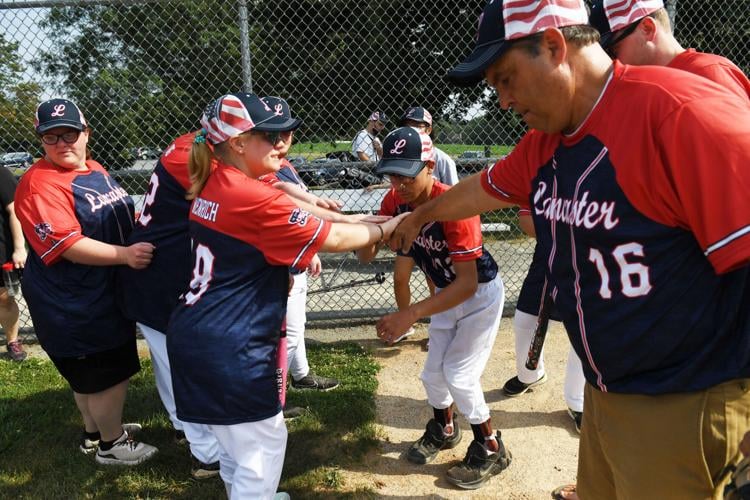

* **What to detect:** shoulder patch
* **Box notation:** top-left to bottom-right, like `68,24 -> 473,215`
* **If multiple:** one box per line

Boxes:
288,208 -> 310,226
34,222 -> 53,241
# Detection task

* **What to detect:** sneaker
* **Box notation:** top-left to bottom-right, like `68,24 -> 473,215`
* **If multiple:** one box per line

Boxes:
190,453 -> 220,480
567,408 -> 583,434
446,433 -> 512,490
174,430 -> 188,445
392,326 -> 416,344
406,418 -> 462,464
6,340 -> 26,362
291,372 -> 339,391
283,405 -> 307,420
95,431 -> 158,466
502,373 -> 548,397
79,423 -> 143,455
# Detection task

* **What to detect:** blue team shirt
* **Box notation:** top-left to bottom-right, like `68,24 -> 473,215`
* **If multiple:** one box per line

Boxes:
482,62 -> 750,394
118,133 -> 196,333
15,159 -> 136,357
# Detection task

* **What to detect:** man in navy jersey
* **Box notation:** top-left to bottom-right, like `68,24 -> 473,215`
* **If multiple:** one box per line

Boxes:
391,0 -> 750,498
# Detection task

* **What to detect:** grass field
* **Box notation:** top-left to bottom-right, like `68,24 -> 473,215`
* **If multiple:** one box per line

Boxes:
0,342 -> 380,499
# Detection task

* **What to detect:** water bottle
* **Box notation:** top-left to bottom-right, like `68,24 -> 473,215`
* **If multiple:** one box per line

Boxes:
2,263 -> 20,297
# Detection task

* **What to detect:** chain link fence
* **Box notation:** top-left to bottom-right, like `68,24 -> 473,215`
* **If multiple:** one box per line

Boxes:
0,0 -> 747,333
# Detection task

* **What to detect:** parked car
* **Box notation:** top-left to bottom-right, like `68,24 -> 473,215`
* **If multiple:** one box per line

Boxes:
1,152 -> 33,170
459,150 -> 486,159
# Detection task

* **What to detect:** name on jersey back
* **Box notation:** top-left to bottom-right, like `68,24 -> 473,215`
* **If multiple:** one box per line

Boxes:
192,197 -> 219,222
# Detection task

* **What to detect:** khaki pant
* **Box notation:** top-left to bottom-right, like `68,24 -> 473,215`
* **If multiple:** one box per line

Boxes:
577,379 -> 750,500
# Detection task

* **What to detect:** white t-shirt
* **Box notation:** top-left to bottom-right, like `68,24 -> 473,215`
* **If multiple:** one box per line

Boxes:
433,147 -> 458,186
351,129 -> 381,161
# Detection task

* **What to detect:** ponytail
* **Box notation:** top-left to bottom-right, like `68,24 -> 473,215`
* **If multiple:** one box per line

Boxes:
187,130 -> 212,201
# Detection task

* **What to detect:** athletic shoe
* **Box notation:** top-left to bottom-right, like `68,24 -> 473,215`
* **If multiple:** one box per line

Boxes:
190,453 -> 220,480
406,418 -> 462,464
502,373 -> 548,397
283,405 -> 307,420
95,431 -> 158,466
567,408 -> 583,434
392,326 -> 416,343
291,372 -> 339,391
6,340 -> 26,362
446,433 -> 512,490
174,430 -> 188,446
79,423 -> 143,455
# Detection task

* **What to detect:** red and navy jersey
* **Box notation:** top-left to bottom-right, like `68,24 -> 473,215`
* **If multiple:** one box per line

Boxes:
668,49 -> 750,101
481,62 -> 750,394
15,159 -> 136,357
380,182 -> 497,288
118,132 -> 199,333
166,164 -> 330,425
271,160 -> 308,190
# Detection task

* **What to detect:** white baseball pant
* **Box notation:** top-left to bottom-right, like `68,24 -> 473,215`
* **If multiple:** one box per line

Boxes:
139,323 -> 220,463
213,412 -> 287,500
286,273 -> 310,381
420,276 -> 504,424
511,310 -> 586,412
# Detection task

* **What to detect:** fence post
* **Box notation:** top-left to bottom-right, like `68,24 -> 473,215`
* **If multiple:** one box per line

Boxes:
238,0 -> 252,93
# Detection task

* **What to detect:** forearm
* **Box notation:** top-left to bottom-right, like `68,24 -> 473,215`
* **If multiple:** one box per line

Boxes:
410,173 -> 510,226
406,276 -> 476,321
8,210 -> 25,251
394,280 -> 411,311
63,237 -> 129,266
295,199 -> 350,223
276,182 -> 321,207
356,242 -> 380,263
322,223 -> 382,252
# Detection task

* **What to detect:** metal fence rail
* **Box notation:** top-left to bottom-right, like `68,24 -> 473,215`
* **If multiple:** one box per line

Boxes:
0,0 -> 746,334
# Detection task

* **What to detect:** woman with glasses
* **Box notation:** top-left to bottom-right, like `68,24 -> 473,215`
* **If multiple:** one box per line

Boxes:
14,98 -> 158,465
357,127 -> 509,490
165,93 -> 405,500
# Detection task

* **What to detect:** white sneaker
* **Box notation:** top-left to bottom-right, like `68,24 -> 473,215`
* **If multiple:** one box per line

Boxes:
79,423 -> 143,455
95,431 -> 158,466
392,326 -> 416,343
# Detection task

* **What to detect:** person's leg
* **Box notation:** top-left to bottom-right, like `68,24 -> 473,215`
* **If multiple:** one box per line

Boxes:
139,324 -> 181,430
86,379 -> 129,441
286,273 -> 309,381
0,289 -> 24,360
564,347 -> 586,432
575,383 -> 615,500
211,413 -> 288,500
73,392 -> 98,433
512,309 -> 546,384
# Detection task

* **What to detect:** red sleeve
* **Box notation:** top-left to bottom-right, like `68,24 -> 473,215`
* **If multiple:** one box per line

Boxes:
160,133 -> 197,190
14,165 -> 83,265
693,64 -> 750,101
480,130 -> 553,206
656,96 -> 750,273
443,216 -> 484,262
378,188 -> 398,216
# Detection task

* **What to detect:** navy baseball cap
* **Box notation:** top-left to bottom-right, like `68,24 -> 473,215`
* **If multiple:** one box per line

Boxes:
369,110 -> 388,123
35,98 -> 88,134
261,96 -> 303,131
590,0 -> 663,49
446,0 -> 589,86
200,92 -> 299,145
376,127 -> 435,178
399,107 -> 433,127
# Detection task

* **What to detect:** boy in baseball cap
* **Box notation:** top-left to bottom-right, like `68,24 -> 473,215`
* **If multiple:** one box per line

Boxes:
34,98 -> 88,133
359,127 -> 509,490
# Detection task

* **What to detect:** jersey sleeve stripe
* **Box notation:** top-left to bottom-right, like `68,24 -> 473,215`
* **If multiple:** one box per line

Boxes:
450,245 -> 483,256
290,220 -> 326,270
704,224 -> 750,256
40,231 -> 80,262
483,164 -> 512,198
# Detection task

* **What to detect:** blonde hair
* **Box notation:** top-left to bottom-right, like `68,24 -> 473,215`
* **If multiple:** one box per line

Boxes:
187,137 -> 214,201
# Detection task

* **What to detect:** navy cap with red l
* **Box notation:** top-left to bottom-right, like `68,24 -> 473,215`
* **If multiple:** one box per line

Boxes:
35,98 -> 88,134
399,107 -> 433,127
375,127 -> 435,178
260,96 -> 303,131
445,0 -> 589,86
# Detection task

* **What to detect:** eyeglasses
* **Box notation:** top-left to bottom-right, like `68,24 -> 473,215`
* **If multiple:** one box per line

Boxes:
253,130 -> 292,146
603,19 -> 642,59
41,130 -> 81,145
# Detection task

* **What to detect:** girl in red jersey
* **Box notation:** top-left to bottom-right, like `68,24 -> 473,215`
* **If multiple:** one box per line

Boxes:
166,93 -> 405,500
14,99 -> 157,466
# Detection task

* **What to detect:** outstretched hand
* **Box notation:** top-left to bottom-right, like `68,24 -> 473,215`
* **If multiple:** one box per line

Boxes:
389,212 -> 422,253
376,309 -> 417,345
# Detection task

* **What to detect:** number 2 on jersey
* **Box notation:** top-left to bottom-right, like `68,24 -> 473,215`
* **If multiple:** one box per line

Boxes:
184,244 -> 215,305
588,242 -> 652,299
138,172 -> 160,227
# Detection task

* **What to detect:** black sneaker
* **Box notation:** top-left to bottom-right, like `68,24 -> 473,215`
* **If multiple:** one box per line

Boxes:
567,408 -> 583,434
190,453 -> 220,480
502,373 -> 548,397
291,372 -> 339,391
446,433 -> 512,490
406,418 -> 462,464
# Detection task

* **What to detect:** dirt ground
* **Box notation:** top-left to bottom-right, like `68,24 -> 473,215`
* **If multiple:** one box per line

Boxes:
17,317 -> 578,499
306,318 -> 579,500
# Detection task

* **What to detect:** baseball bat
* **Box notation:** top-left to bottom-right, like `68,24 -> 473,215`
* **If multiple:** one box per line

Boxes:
276,320 -> 288,408
309,272 -> 386,294
525,293 -> 554,370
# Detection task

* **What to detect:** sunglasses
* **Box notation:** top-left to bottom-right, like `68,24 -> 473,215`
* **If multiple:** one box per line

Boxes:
252,130 -> 292,146
41,130 -> 81,145
603,18 -> 644,59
